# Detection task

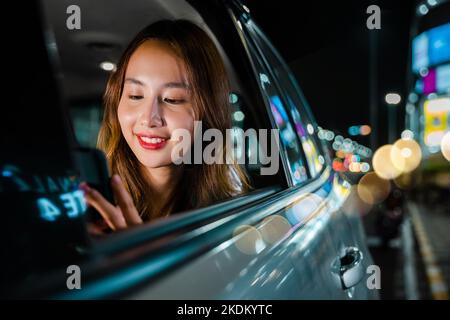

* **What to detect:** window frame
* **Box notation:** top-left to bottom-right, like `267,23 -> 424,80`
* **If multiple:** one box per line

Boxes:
249,24 -> 333,168
234,13 -> 329,185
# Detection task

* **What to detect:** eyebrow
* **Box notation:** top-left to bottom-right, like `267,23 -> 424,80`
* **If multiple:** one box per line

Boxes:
124,78 -> 190,89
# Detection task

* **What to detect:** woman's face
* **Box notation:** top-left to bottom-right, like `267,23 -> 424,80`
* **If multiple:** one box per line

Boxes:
118,40 -> 195,169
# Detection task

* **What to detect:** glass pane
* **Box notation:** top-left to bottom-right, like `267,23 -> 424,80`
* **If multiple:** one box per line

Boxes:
249,21 -> 325,178
239,27 -> 308,184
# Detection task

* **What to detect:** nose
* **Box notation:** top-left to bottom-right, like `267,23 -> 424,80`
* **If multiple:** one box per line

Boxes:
140,97 -> 164,128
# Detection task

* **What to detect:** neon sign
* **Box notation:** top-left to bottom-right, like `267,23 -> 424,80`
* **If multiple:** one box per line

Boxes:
1,164 -> 87,222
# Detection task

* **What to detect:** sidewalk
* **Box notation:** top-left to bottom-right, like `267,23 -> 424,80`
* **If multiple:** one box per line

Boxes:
409,200 -> 450,300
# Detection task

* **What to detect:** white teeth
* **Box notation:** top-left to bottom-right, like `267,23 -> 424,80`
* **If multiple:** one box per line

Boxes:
140,136 -> 163,144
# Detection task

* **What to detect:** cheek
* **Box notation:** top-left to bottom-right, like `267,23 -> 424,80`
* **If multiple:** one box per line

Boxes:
117,102 -> 136,135
166,108 -> 195,136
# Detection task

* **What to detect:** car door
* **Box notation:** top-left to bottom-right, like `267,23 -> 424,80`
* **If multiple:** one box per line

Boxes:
229,1 -> 379,299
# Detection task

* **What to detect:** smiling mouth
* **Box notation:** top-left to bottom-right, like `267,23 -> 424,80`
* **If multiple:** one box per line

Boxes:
136,135 -> 168,150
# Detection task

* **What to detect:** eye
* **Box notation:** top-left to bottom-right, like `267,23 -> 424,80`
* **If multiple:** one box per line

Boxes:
129,95 -> 143,100
164,98 -> 186,105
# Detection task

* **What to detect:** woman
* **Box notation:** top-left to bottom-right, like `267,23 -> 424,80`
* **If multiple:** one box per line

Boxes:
80,20 -> 250,231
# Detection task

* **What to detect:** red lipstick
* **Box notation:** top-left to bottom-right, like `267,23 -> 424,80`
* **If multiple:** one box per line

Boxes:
136,134 -> 167,150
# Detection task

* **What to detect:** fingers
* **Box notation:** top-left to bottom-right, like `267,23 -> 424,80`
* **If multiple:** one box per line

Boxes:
80,182 -> 127,230
87,221 -> 108,236
111,175 -> 143,226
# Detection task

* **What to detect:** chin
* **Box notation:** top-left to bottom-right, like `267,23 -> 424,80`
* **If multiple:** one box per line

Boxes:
138,157 -> 172,169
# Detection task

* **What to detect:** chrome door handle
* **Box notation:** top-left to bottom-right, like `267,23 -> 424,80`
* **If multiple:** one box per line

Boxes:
331,247 -> 364,290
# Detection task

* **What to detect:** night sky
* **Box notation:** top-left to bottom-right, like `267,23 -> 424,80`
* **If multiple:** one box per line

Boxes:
244,0 -> 415,150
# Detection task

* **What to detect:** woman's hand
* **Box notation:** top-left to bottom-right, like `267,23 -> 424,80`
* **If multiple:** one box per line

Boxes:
80,174 -> 143,231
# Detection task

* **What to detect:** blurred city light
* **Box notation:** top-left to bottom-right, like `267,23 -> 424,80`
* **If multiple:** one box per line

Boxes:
286,193 -> 322,225
408,92 -> 419,103
348,126 -> 360,136
401,129 -> 415,140
442,131 -> 450,161
419,67 -> 429,77
259,215 -> 291,244
336,150 -> 346,159
2,170 -> 13,177
418,4 -> 429,15
99,61 -> 116,71
233,111 -> 245,122
357,172 -> 391,205
423,98 -> 450,147
360,125 -> 372,136
317,127 -> 372,168
342,186 -> 372,217
233,225 -> 265,255
385,93 -> 402,105
349,162 -> 361,173
394,173 -> 417,190
360,162 -> 370,172
229,93 -> 239,104
348,125 -> 372,136
318,155 -> 325,165
325,131 -> 334,141
391,138 -> 422,173
373,144 -> 404,179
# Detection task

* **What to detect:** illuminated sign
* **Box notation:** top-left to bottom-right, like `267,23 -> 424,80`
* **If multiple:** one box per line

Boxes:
412,22 -> 450,73
423,97 -> 450,146
37,190 -> 86,222
1,165 -> 87,222
413,33 -> 429,72
437,63 -> 450,92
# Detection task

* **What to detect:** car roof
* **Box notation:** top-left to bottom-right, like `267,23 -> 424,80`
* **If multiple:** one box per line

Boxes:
41,0 -> 208,100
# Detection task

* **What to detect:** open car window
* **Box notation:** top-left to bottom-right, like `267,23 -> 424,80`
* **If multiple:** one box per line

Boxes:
38,0 -> 288,245
237,16 -> 328,179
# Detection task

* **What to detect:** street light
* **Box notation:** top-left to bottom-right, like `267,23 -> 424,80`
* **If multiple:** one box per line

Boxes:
385,93 -> 401,143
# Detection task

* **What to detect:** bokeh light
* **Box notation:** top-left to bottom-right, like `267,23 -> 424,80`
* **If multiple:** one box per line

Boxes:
259,215 -> 292,245
357,172 -> 391,205
401,129 -> 414,140
342,185 -> 373,217
233,111 -> 245,122
394,172 -> 418,190
336,150 -> 346,159
441,131 -> 450,161
286,193 -> 323,225
360,125 -> 372,136
360,162 -> 370,172
391,138 -> 422,173
373,145 -> 404,179
99,61 -> 116,71
233,225 -> 265,255
349,162 -> 361,173
385,93 -> 401,105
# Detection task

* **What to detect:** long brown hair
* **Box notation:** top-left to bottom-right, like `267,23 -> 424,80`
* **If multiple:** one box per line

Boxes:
98,20 -> 251,221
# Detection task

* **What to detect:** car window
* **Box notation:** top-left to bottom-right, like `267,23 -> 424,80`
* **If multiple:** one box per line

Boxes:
242,19 -> 326,178
69,99 -> 103,148
236,22 -> 309,185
